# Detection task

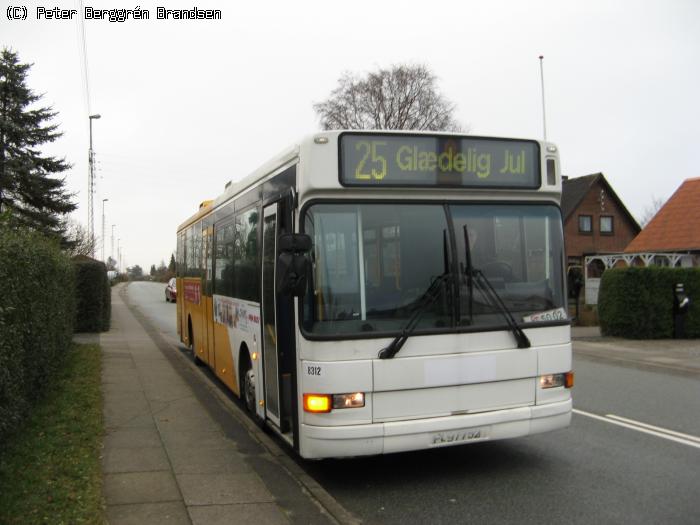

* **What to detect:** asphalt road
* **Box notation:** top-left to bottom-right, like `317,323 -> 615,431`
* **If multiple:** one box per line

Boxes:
126,281 -> 178,338
127,281 -> 700,524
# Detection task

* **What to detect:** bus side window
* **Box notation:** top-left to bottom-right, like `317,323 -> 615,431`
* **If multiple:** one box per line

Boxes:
233,208 -> 260,302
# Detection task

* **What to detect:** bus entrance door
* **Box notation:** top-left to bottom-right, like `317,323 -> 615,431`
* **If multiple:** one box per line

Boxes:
261,201 -> 296,437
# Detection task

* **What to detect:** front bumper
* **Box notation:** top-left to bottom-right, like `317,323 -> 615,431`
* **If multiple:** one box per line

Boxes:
299,398 -> 572,459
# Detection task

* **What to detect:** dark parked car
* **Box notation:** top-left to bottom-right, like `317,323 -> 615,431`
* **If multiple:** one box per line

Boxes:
165,278 -> 177,302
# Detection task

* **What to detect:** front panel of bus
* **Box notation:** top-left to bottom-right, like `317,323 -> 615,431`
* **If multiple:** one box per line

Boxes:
294,132 -> 572,458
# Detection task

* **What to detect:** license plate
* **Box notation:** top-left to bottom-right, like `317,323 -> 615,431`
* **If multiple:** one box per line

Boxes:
522,307 -> 568,323
431,427 -> 489,446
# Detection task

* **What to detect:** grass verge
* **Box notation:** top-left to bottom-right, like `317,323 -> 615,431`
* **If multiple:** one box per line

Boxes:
0,344 -> 103,524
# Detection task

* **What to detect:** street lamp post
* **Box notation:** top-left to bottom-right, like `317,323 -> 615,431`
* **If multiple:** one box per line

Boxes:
101,198 -> 109,262
538,56 -> 547,143
111,224 -> 115,261
117,238 -> 121,273
88,114 -> 101,258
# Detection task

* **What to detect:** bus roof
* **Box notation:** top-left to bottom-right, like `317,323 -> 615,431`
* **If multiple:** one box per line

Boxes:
176,142 -> 300,232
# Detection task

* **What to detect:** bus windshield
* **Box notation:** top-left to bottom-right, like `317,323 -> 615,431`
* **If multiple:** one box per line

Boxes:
302,203 -> 565,337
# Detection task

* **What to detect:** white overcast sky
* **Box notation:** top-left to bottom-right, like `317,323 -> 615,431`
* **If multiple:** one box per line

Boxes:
2,0 -> 699,270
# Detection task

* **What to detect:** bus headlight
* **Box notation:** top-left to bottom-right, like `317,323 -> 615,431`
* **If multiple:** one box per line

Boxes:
303,392 -> 365,413
332,392 -> 365,409
540,372 -> 574,389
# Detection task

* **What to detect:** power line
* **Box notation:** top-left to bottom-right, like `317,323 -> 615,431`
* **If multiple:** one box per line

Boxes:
76,0 -> 91,115
76,0 -> 99,255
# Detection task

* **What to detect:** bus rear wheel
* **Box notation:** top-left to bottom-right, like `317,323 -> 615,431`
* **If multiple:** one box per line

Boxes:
243,364 -> 256,413
189,319 -> 204,366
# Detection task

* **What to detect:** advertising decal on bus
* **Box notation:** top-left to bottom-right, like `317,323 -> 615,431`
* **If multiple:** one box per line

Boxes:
214,295 -> 261,334
184,281 -> 201,304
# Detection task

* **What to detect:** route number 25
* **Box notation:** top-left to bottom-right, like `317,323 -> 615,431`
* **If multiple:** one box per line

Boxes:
355,141 -> 387,181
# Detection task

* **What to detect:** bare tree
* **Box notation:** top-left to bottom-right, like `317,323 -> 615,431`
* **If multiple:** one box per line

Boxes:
62,218 -> 97,258
639,196 -> 665,227
314,64 -> 463,131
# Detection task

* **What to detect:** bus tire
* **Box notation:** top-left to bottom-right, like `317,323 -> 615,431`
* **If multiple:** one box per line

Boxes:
238,351 -> 269,431
189,318 -> 204,366
238,350 -> 257,413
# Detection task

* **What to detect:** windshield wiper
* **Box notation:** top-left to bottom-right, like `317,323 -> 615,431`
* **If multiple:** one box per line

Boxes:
463,226 -> 530,349
378,272 -> 452,359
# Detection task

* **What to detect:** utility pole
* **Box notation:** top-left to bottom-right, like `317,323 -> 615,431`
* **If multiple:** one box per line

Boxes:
101,198 -> 108,261
88,114 -> 101,257
538,56 -> 547,142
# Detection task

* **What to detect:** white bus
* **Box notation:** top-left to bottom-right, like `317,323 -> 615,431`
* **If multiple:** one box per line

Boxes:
176,130 -> 573,459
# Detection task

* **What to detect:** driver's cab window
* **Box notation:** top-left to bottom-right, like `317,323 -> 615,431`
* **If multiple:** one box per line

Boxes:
494,216 -> 522,281
451,204 -> 564,326
492,216 -> 548,282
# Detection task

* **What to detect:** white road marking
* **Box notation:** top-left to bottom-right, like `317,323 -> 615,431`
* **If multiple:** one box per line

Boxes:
573,408 -> 700,450
604,414 -> 700,444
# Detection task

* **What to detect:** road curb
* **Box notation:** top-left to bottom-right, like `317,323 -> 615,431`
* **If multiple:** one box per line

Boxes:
183,361 -> 361,525
574,346 -> 700,378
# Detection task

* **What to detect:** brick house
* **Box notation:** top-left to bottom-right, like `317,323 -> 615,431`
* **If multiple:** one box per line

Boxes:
561,173 -> 641,269
561,174 -> 641,314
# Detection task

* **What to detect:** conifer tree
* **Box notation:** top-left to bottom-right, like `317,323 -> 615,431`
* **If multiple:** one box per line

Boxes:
0,48 -> 76,237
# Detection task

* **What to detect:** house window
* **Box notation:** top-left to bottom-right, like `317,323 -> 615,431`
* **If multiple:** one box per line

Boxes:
600,216 -> 613,234
578,215 -> 592,233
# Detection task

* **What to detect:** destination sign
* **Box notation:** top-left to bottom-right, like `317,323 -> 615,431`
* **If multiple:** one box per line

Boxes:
339,134 -> 540,188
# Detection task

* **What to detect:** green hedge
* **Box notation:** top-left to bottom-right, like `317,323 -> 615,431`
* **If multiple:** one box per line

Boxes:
74,260 -> 110,332
102,271 -> 111,330
599,267 -> 700,338
0,226 -> 75,443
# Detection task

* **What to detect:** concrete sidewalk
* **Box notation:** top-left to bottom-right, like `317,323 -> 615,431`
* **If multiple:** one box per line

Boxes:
571,325 -> 602,339
100,286 -> 339,525
571,325 -> 700,376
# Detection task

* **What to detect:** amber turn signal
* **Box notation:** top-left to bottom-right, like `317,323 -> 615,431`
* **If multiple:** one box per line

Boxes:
565,371 -> 574,389
303,394 -> 332,413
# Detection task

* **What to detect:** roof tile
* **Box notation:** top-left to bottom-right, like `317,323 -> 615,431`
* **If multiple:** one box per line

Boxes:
625,178 -> 700,252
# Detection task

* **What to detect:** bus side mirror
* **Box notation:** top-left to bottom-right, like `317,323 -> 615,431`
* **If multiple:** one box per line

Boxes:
277,234 -> 312,297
